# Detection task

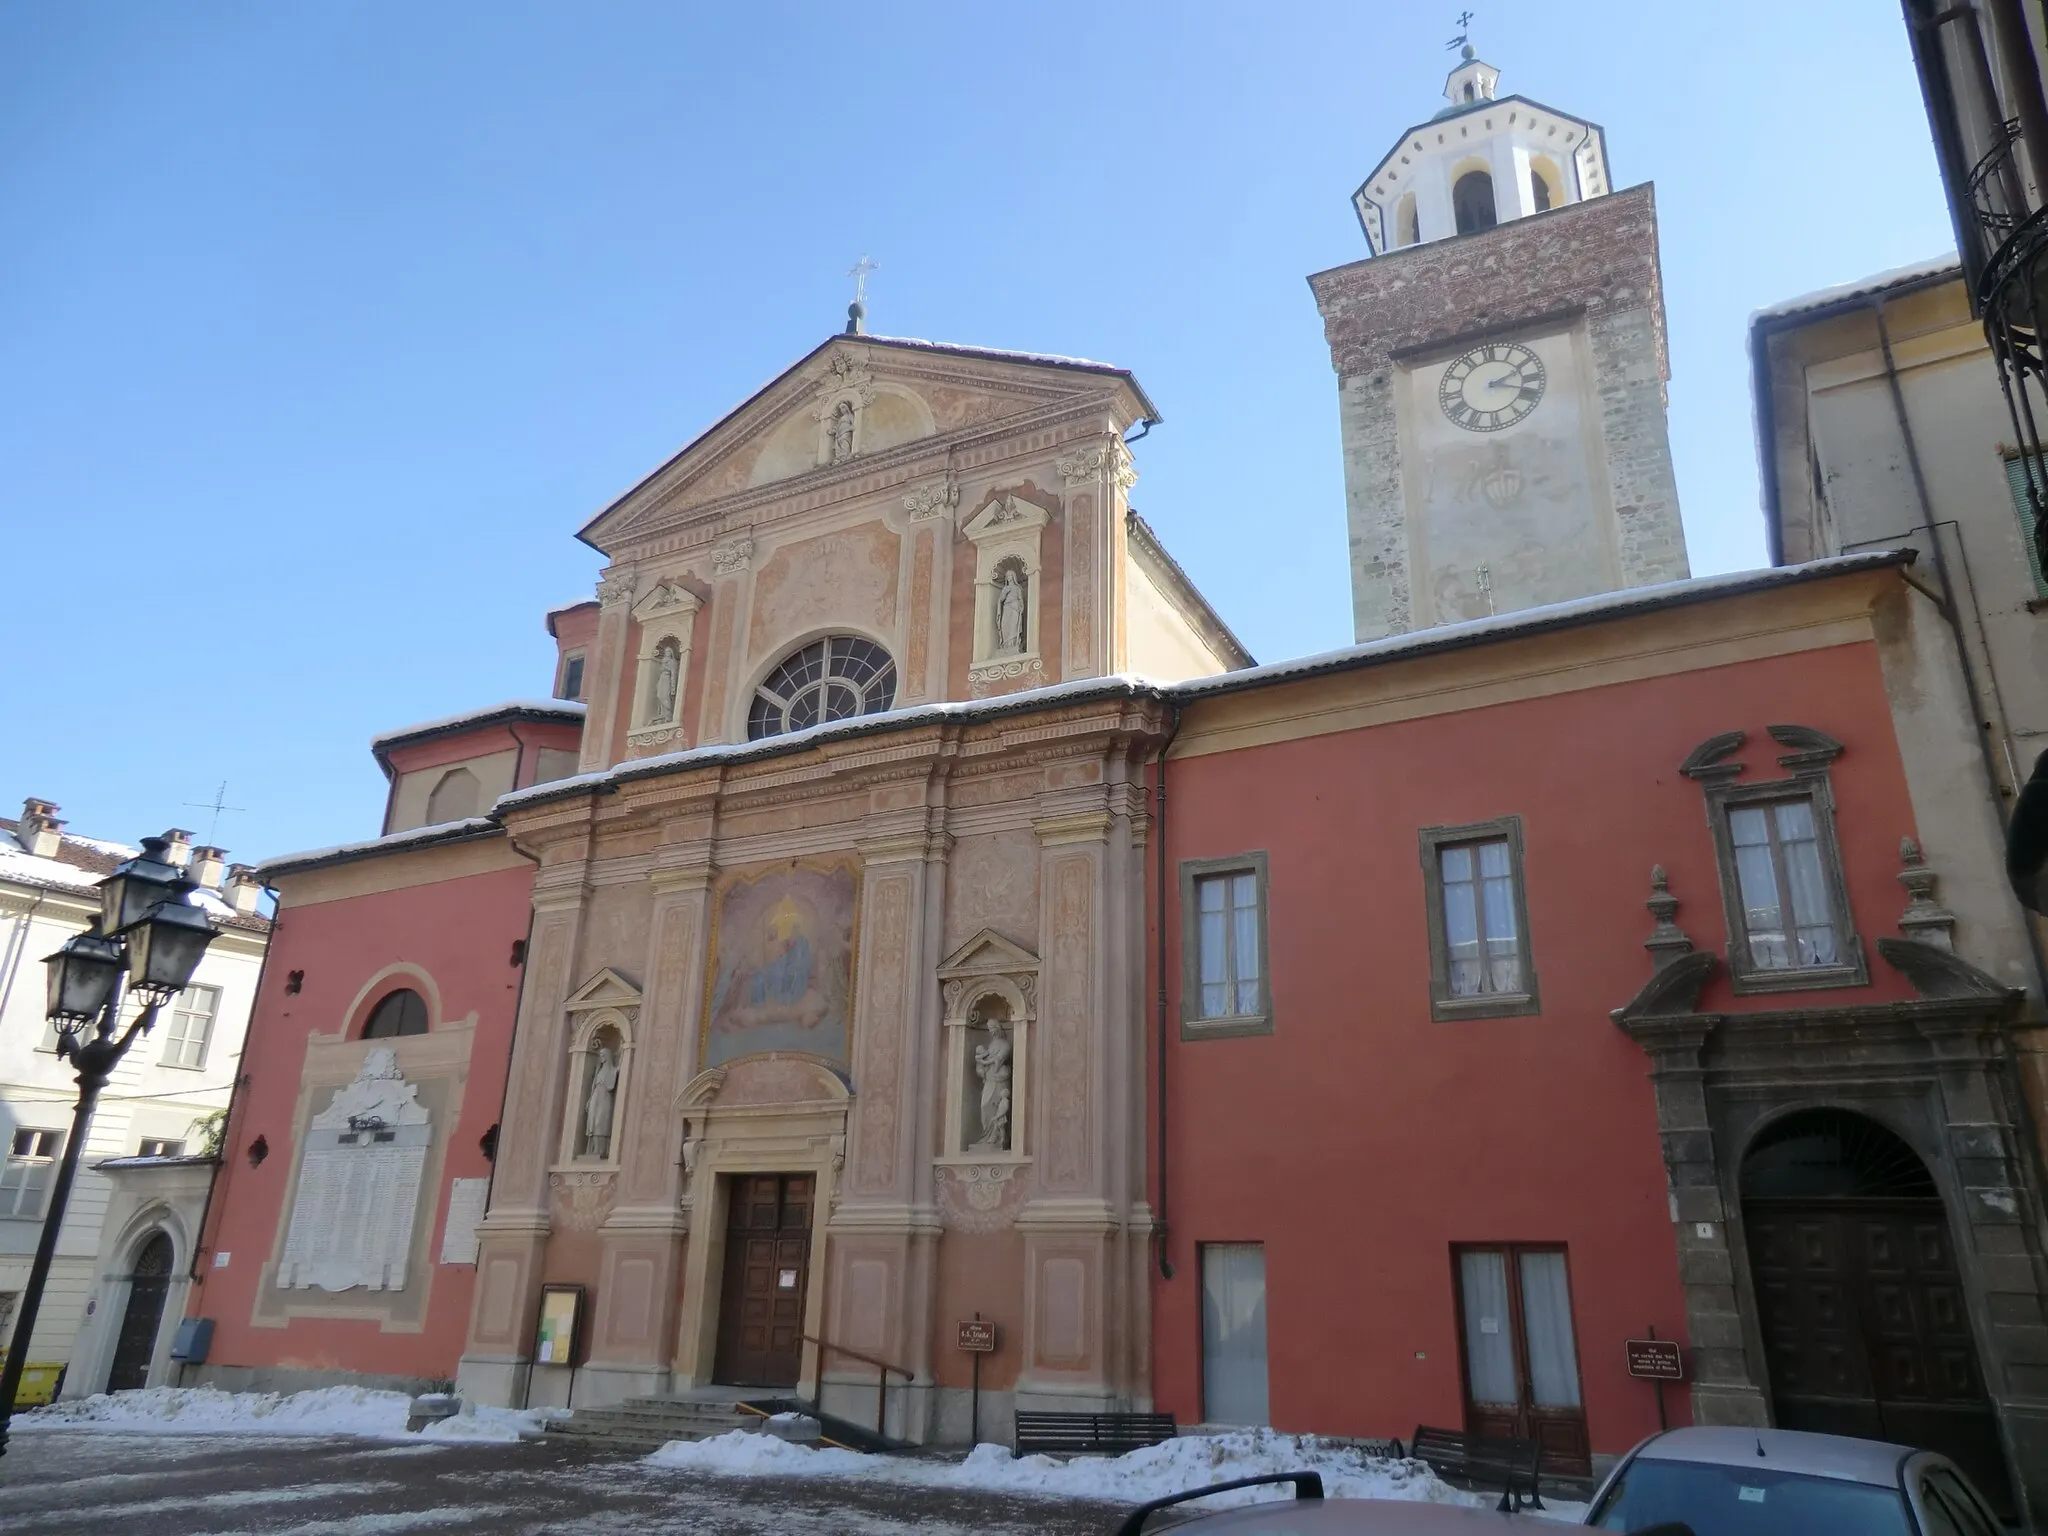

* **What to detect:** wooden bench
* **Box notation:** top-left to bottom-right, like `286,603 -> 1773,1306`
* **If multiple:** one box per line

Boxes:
1407,1424 -> 1545,1512
1014,1411 -> 1177,1457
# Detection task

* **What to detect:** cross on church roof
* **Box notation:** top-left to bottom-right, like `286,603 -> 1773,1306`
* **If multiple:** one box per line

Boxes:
848,255 -> 878,306
1447,9 -> 1473,52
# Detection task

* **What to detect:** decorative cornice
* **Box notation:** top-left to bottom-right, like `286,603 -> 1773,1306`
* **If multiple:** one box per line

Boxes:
1612,950 -> 1717,1022
596,570 -> 638,608
1877,936 -> 2020,1003
1679,730 -> 1746,783
632,580 -> 702,624
1054,439 -> 1137,490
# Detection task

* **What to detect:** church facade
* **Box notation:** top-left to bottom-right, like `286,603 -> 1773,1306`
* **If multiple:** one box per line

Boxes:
174,44 -> 2048,1518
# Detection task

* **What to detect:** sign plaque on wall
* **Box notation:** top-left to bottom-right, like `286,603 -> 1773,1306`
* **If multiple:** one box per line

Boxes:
1625,1338 -> 1684,1380
535,1284 -> 585,1367
957,1319 -> 997,1353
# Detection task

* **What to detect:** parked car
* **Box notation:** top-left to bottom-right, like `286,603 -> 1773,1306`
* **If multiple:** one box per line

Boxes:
1584,1425 -> 2007,1534
1107,1473 -> 1676,1536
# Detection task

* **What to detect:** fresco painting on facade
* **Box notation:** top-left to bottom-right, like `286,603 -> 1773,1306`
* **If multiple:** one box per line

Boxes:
704,859 -> 859,1069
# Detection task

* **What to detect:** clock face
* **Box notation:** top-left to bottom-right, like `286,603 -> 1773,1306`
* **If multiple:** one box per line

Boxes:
1438,342 -> 1546,432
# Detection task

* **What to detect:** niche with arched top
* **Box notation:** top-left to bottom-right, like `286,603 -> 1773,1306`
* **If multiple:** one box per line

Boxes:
425,767 -> 481,823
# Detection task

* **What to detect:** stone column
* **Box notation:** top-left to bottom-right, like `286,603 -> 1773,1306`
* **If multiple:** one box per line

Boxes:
1053,439 -> 1135,681
458,877 -> 589,1407
583,857 -> 712,1406
578,571 -> 638,773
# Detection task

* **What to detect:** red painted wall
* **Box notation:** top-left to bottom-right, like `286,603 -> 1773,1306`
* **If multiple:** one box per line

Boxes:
190,854 -> 534,1381
1149,640 -> 1919,1451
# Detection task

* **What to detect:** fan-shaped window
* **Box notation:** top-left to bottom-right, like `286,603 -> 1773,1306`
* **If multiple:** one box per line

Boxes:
425,767 -> 481,823
1742,1108 -> 1936,1200
362,988 -> 429,1039
747,636 -> 897,741
1453,170 -> 1498,235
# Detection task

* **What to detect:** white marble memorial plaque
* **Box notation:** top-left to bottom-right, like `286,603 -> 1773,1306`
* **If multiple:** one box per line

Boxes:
278,1048 -> 431,1292
439,1177 -> 489,1266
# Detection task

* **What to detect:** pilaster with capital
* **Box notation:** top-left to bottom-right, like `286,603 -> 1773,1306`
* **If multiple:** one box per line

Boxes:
579,570 -> 639,772
1054,439 -> 1136,681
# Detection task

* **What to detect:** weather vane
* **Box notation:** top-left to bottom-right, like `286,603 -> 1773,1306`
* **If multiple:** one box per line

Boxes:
183,780 -> 247,844
848,254 -> 879,307
1448,9 -> 1474,50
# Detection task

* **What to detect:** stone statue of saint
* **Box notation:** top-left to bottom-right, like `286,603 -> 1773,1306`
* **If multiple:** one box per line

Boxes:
583,1044 -> 620,1159
971,1022 -> 1012,1152
995,569 -> 1027,655
650,643 -> 680,723
830,400 -> 855,463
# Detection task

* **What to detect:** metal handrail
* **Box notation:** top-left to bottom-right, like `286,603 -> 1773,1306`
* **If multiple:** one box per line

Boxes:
800,1333 -> 914,1439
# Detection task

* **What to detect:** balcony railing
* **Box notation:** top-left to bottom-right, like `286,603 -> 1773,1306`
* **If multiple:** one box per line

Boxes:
1969,117 -> 2031,239
1981,206 -> 2048,575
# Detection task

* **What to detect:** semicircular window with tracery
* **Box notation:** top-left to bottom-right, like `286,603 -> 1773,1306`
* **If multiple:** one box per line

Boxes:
746,636 -> 897,741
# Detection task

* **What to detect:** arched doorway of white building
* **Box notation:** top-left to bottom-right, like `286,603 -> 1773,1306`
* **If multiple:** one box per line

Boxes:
106,1230 -> 174,1393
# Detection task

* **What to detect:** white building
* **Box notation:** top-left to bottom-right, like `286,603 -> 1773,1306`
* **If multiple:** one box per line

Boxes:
0,799 -> 268,1398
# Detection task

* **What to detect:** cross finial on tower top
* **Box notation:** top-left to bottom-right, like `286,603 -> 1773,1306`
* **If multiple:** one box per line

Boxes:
1447,10 -> 1474,52
845,255 -> 878,335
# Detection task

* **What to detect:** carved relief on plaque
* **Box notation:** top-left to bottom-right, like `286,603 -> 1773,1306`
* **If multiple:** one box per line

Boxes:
277,1048 -> 432,1292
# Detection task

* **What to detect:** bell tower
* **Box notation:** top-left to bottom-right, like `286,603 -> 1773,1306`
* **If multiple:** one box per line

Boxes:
1314,50 -> 1689,642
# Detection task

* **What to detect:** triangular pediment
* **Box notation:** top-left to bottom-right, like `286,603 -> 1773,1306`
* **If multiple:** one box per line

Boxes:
563,967 -> 642,1012
937,928 -> 1040,979
579,335 -> 1152,556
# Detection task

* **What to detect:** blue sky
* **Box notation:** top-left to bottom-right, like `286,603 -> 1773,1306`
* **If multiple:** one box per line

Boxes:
1,2 -> 1959,865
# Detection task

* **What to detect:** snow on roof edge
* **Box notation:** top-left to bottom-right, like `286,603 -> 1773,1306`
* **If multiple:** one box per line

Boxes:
256,817 -> 499,879
1750,255 -> 1961,325
861,334 -> 1125,373
370,699 -> 587,750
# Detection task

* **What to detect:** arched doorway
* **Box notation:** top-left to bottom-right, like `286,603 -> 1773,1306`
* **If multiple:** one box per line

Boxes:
107,1231 -> 174,1393
1742,1108 -> 2011,1508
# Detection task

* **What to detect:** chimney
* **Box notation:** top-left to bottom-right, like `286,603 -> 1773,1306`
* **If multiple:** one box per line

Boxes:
162,829 -> 194,868
190,845 -> 228,889
17,799 -> 64,859
224,864 -> 264,916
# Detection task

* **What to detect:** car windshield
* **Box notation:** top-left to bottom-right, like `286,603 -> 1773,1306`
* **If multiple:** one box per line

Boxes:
1591,1459 -> 1911,1536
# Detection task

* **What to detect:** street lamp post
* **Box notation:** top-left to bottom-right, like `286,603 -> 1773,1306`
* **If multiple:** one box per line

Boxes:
0,836 -> 221,1457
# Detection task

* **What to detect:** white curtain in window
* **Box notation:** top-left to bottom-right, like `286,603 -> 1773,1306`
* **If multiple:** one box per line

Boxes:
1517,1251 -> 1583,1409
1477,841 -> 1521,992
1230,873 -> 1260,1015
1197,877 -> 1229,1017
1728,805 -> 1790,968
1772,800 -> 1838,965
1458,1250 -> 1517,1405
1201,1244 -> 1270,1426
1442,842 -> 1519,996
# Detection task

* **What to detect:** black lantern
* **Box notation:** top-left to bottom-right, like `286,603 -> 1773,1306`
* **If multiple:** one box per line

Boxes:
121,889 -> 220,1005
42,928 -> 124,1028
98,836 -> 188,936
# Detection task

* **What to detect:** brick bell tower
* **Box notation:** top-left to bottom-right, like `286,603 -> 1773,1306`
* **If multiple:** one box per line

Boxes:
1312,44 -> 1690,642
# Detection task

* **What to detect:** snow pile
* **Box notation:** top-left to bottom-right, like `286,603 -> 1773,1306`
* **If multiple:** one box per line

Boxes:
648,1426 -> 1485,1510
15,1385 -> 560,1444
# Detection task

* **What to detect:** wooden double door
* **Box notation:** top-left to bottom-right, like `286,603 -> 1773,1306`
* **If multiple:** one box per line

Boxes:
108,1232 -> 174,1393
713,1173 -> 813,1388
1453,1244 -> 1591,1475
1746,1196 -> 2009,1512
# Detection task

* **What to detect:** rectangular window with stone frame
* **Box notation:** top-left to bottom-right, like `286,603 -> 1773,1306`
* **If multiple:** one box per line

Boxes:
1420,817 -> 1540,1021
1682,726 -> 1867,994
1180,851 -> 1272,1039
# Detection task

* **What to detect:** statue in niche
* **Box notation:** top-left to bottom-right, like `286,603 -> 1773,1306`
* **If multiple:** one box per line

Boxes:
995,567 -> 1027,655
583,1042 -> 620,1159
829,399 -> 856,463
649,640 -> 680,724
970,1017 -> 1012,1152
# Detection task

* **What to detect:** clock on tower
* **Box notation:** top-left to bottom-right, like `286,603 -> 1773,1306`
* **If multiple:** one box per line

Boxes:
1310,50 -> 1689,641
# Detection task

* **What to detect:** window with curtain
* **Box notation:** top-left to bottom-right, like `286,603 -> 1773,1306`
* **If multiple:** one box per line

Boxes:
1179,853 -> 1271,1037
1201,1243 -> 1270,1426
1454,1242 -> 1590,1473
160,983 -> 218,1068
1,1129 -> 64,1218
1727,796 -> 1841,971
1421,819 -> 1538,1019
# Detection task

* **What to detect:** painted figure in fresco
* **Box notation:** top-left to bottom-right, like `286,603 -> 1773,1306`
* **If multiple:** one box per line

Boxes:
995,567 -> 1027,655
583,1044 -> 619,1158
650,641 -> 680,724
719,895 -> 831,1033
706,864 -> 857,1067
972,1021 -> 1012,1152
830,399 -> 855,463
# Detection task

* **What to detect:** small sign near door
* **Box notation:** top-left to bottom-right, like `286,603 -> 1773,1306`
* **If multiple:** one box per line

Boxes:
777,1268 -> 798,1289
957,1319 -> 997,1353
1625,1338 -> 1684,1380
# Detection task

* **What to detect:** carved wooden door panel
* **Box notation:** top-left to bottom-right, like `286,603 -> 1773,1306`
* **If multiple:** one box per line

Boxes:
1747,1198 -> 2006,1513
108,1233 -> 174,1393
714,1174 -> 812,1387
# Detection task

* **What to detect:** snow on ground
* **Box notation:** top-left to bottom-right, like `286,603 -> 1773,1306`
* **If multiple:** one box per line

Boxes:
14,1385 -> 562,1444
647,1426 -> 1588,1519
